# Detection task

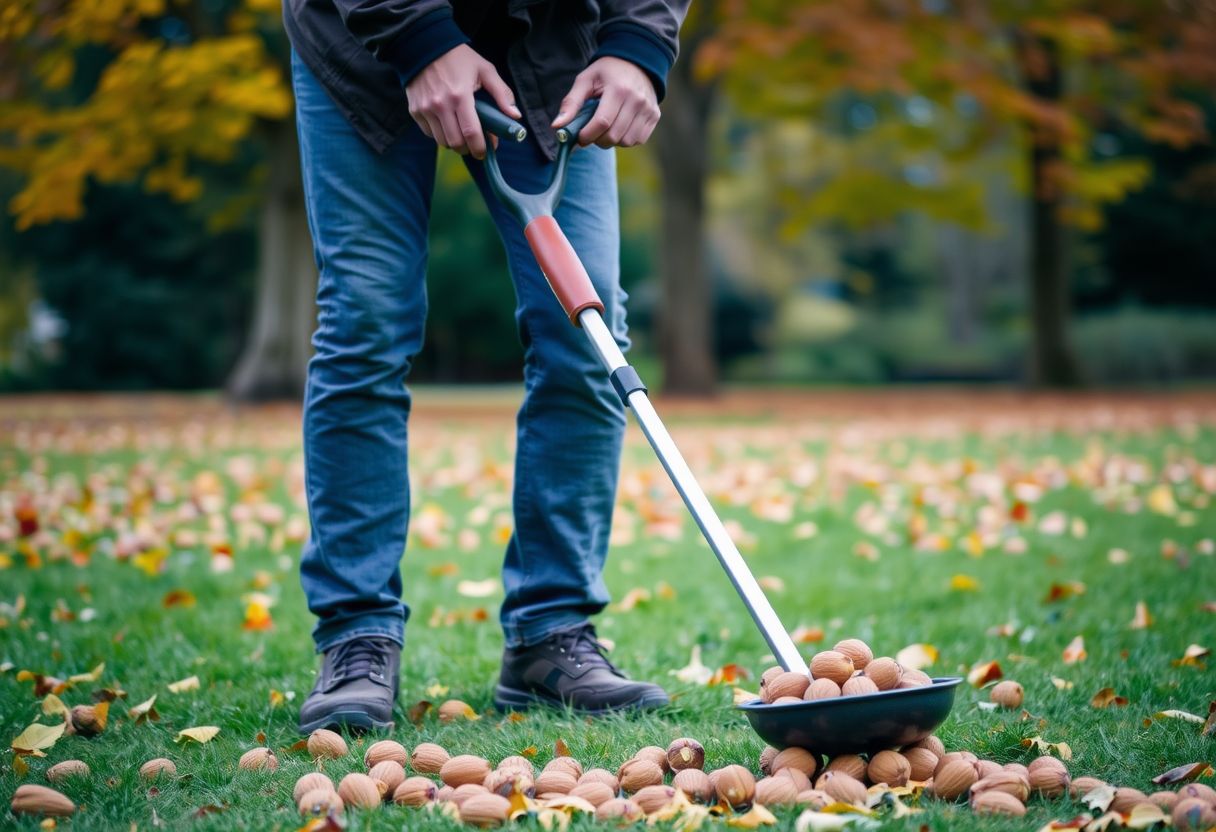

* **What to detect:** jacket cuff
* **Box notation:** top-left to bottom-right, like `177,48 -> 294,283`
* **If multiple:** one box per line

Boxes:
383,7 -> 470,88
591,21 -> 676,101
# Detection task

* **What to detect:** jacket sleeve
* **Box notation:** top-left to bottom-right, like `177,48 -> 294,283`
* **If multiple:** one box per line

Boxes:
591,1 -> 691,101
329,0 -> 469,86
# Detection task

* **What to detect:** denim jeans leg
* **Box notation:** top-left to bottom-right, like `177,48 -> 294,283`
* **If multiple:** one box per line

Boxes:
465,141 -> 629,648
293,51 -> 437,652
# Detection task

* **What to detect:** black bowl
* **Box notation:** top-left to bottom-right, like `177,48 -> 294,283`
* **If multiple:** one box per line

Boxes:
737,677 -> 963,755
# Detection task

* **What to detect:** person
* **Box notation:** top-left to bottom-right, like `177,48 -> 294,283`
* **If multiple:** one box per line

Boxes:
282,0 -> 690,733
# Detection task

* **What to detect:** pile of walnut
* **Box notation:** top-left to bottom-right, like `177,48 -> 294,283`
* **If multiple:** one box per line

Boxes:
275,725 -> 1216,829
759,638 -> 932,702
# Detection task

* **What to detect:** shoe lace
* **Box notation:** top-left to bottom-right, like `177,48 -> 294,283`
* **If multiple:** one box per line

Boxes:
552,624 -> 622,675
329,638 -> 390,683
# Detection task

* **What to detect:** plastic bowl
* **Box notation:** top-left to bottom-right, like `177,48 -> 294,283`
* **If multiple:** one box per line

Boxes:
737,677 -> 963,755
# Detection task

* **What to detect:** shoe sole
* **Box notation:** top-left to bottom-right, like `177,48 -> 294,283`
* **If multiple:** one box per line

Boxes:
493,684 -> 668,715
298,710 -> 394,735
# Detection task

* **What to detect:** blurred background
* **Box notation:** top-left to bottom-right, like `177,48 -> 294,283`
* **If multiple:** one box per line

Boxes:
1,1 -> 1214,398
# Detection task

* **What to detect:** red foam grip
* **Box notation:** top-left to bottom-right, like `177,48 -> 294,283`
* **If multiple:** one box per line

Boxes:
524,216 -> 605,326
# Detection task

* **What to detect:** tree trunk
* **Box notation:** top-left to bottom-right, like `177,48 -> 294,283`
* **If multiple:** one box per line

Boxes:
1015,32 -> 1083,388
226,121 -> 316,400
653,15 -> 718,396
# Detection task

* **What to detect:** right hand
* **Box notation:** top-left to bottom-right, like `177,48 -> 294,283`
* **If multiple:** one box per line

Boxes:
406,44 -> 520,160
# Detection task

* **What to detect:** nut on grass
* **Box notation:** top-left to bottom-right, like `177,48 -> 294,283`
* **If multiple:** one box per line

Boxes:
841,675 -> 879,697
496,755 -> 535,776
633,785 -> 680,814
298,787 -> 344,817
1110,788 -> 1150,814
1174,798 -> 1216,832
833,638 -> 873,670
809,651 -> 854,686
45,760 -> 90,783
140,757 -> 177,780
368,760 -> 406,796
411,742 -> 450,774
815,771 -> 867,806
441,754 -> 492,788
770,746 -> 818,778
451,783 -> 491,807
438,699 -> 479,723
544,756 -> 584,779
1178,783 -> 1216,806
862,656 -> 902,690
990,680 -> 1024,709
338,772 -> 385,809
934,751 -> 976,779
307,728 -> 348,761
364,739 -> 408,769
578,768 -> 619,791
902,748 -> 938,781
294,772 -> 336,804
569,781 -> 616,808
754,775 -> 800,807
596,797 -> 644,822
712,765 -> 757,809
672,768 -> 714,803
460,792 -> 511,827
10,784 -> 75,817
867,750 -> 911,787
971,790 -> 1027,817
758,746 -> 779,776
908,735 -> 945,759
796,789 -> 833,809
69,704 -> 107,737
805,678 -> 842,700
483,768 -> 534,798
534,767 -> 578,795
393,776 -> 439,807
666,737 -> 705,771
1150,791 -> 1180,811
618,758 -> 664,793
1028,763 -> 1070,798
238,747 -> 278,772
631,745 -> 669,773
825,754 -> 868,782
971,771 -> 1030,803
975,760 -> 1003,780
930,758 -> 978,801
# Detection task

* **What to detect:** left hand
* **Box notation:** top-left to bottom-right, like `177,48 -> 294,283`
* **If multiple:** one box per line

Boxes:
552,57 -> 660,148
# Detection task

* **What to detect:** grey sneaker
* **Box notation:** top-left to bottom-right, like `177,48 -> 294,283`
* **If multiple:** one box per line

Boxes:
298,637 -> 399,734
494,623 -> 668,714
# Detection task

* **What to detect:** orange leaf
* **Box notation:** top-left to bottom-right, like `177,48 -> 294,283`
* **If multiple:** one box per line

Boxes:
896,643 -> 938,671
406,700 -> 432,725
1090,687 -> 1128,708
520,745 -> 538,758
1172,644 -> 1210,668
427,562 -> 459,577
1151,762 -> 1213,785
789,625 -> 824,644
950,574 -> 980,592
1129,601 -> 1152,630
162,589 -> 197,608
967,660 -> 1002,687
554,738 -> 570,757
1045,581 -> 1086,603
242,601 -> 273,631
1062,636 -> 1087,664
709,664 -> 749,686
614,587 -> 651,612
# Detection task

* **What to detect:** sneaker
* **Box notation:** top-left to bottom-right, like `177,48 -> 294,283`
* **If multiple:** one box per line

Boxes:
298,636 -> 399,734
494,623 -> 668,714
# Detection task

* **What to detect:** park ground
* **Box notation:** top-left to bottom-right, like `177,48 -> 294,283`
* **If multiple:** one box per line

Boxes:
1,389 -> 1214,831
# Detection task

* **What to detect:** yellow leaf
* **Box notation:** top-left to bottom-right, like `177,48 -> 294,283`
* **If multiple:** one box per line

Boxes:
1051,677 -> 1074,690
269,689 -> 286,707
128,694 -> 160,723
168,675 -> 200,694
425,683 -> 449,698
456,579 -> 500,598
40,694 -> 70,720
895,643 -> 937,670
67,662 -> 104,684
1172,644 -> 1210,667
655,581 -> 677,600
1090,687 -> 1128,708
13,754 -> 28,778
733,687 -> 760,705
1062,635 -> 1087,664
726,803 -> 776,827
949,574 -> 979,592
967,660 -> 1002,687
1129,601 -> 1152,630
11,721 -> 66,756
614,587 -> 651,612
1021,735 -> 1072,760
1146,484 -> 1177,516
175,725 -> 220,744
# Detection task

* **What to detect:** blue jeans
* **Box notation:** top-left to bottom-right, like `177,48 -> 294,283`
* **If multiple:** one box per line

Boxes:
292,52 -> 630,653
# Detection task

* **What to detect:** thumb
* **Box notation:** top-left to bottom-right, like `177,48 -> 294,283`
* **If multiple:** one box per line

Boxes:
553,71 -> 595,127
478,64 -> 520,118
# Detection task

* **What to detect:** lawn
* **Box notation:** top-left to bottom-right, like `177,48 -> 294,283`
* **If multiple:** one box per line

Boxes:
1,390 -> 1213,831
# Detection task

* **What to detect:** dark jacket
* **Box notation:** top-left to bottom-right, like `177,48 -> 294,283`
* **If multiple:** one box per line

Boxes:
283,0 -> 690,156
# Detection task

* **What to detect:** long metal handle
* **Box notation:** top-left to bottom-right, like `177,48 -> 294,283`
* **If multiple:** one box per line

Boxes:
578,308 -> 809,676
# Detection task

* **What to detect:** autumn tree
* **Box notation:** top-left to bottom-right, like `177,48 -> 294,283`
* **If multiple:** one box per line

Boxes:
703,0 -> 1216,387
0,0 -> 302,397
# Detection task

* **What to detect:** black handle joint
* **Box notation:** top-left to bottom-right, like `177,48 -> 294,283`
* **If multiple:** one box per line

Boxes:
474,99 -> 527,142
556,99 -> 600,144
609,365 -> 648,406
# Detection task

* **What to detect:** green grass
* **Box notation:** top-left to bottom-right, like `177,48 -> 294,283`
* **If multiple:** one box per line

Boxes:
1,392 -> 1214,831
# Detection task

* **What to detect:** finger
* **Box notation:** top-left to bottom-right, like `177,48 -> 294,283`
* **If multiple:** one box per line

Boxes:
579,89 -> 623,146
553,71 -> 595,128
456,97 -> 486,159
408,101 -> 434,139
628,111 -> 660,146
437,105 -> 467,154
478,65 -> 521,119
599,99 -> 643,148
607,107 -> 646,148
419,112 -> 441,142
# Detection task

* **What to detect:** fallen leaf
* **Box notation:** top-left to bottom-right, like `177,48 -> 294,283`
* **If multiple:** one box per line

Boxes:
1147,484 -> 1177,515
1035,817 -> 1092,831
790,626 -> 825,644
41,694 -> 70,721
554,738 -> 570,757
168,675 -> 200,694
671,646 -> 713,685
1129,601 -> 1152,630
1045,582 -> 1086,603
1022,735 -> 1073,760
13,754 -> 28,777
425,683 -> 449,698
1151,762 -> 1214,785
1089,687 -> 1128,708
506,712 -> 526,723
296,816 -> 344,832
726,803 -> 777,828
162,589 -> 197,608
895,644 -> 937,670
1204,701 -> 1216,737
456,578 -> 499,598
967,660 -> 1002,687
656,581 -> 677,600
427,562 -> 459,577
1084,783 -> 1116,812
129,695 -> 160,723
614,587 -> 651,612
1151,709 -> 1203,724
242,600 -> 273,631
709,664 -> 748,686
733,687 -> 759,705
1062,636 -> 1087,664
757,576 -> 785,593
1172,644 -> 1210,668
11,721 -> 66,756
1123,802 -> 1168,829
406,700 -> 432,726
15,671 -> 66,697
1051,677 -> 1074,690
950,574 -> 980,592
175,726 -> 220,744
